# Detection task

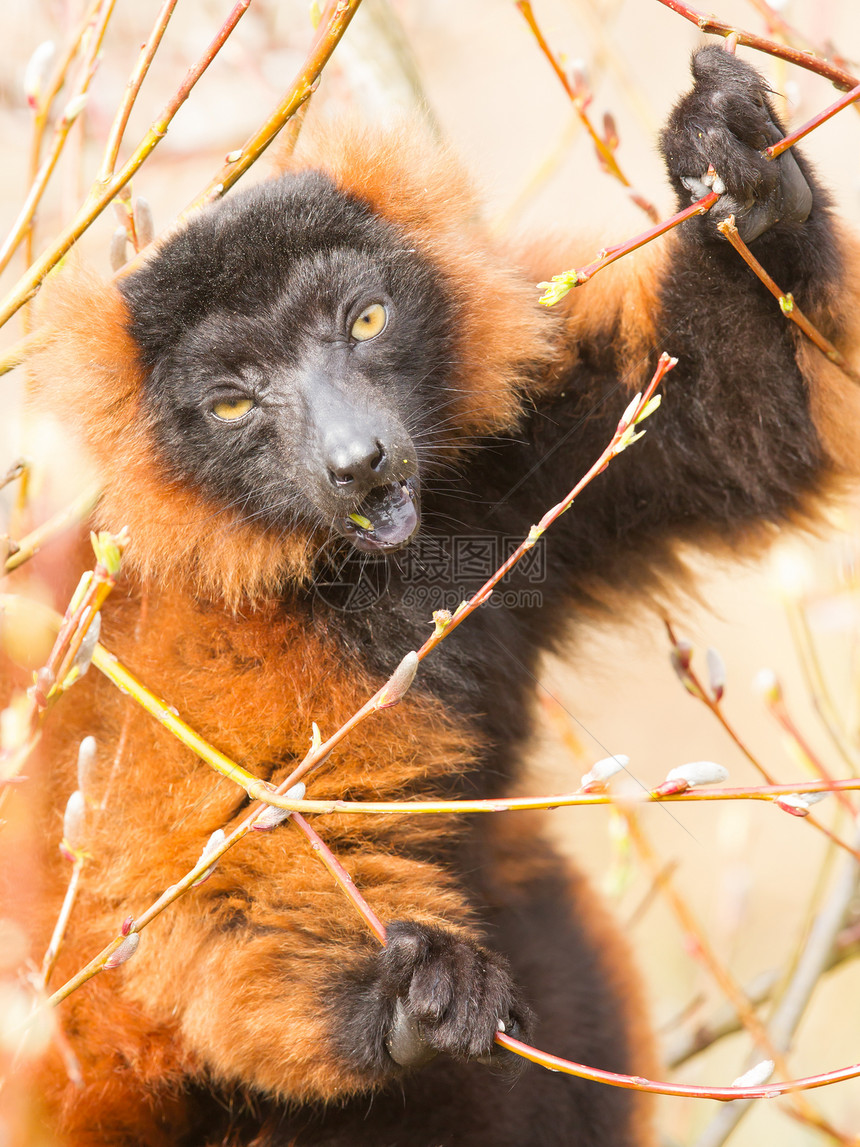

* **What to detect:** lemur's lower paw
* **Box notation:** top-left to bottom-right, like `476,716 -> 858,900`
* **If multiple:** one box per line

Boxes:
661,46 -> 812,243
338,921 -> 533,1076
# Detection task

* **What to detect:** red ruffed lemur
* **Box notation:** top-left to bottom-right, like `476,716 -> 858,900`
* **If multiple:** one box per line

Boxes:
2,46 -> 859,1147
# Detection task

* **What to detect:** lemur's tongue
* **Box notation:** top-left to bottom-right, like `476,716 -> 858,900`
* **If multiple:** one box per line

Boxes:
342,481 -> 419,552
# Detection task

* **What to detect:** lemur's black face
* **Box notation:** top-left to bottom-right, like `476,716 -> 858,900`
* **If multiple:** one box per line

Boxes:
119,171 -> 458,553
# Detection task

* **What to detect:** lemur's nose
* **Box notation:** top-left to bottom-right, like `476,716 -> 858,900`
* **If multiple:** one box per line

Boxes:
325,430 -> 387,489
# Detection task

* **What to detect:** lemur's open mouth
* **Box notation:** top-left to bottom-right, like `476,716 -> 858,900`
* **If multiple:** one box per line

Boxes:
337,479 -> 419,553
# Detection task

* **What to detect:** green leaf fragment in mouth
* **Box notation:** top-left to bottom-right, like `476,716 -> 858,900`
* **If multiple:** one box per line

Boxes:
349,513 -> 373,530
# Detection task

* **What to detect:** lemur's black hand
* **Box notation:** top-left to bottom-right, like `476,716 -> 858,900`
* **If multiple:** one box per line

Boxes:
660,46 -> 812,244
337,921 -> 533,1076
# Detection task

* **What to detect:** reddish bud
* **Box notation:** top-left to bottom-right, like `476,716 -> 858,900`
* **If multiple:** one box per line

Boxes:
602,111 -> 619,151
569,58 -> 590,101
670,639 -> 692,672
652,777 -> 690,798
775,793 -> 817,817
669,640 -> 706,700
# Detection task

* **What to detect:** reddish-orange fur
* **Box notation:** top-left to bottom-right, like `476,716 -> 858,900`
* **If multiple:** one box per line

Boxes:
0,128 -> 656,1145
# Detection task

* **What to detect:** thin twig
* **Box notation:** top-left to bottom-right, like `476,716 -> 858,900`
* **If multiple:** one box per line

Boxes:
666,623 -> 860,865
96,0 -> 179,184
766,83 -> 860,158
40,856 -> 85,988
0,460 -> 27,492
665,968 -> 778,1068
175,0 -> 364,220
536,192 -> 718,304
0,0 -> 254,333
0,327 -> 51,378
694,821 -> 860,1147
290,813 -> 388,944
766,693 -> 857,817
717,216 -> 860,386
496,1030 -> 860,1099
745,0 -> 860,119
88,642 -> 273,801
0,530 -> 126,804
2,0 -> 117,275
3,485 -> 101,574
624,811 -> 846,1140
656,0 -> 859,90
784,600 -> 860,777
23,0 -> 106,270
515,1 -> 659,222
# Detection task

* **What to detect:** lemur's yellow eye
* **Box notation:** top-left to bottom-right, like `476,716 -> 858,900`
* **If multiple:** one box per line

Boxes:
351,303 -> 388,342
213,397 -> 254,421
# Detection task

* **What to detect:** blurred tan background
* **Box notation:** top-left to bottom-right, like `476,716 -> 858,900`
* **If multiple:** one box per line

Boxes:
2,1 -> 860,1144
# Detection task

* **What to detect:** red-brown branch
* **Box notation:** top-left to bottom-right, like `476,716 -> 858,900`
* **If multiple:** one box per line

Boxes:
539,191 -> 717,300
656,0 -> 858,89
716,216 -> 860,386
766,82 -> 860,158
515,1 -> 659,222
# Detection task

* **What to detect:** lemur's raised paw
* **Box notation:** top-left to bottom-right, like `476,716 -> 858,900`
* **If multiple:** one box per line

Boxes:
660,46 -> 812,243
337,921 -> 533,1076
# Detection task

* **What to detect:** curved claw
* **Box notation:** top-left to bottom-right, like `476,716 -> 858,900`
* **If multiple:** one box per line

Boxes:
385,998 -> 437,1068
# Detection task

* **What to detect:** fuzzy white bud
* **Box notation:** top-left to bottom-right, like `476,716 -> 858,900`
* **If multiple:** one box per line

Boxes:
580,755 -> 628,790
252,782 -> 306,831
76,736 -> 97,795
753,668 -> 781,703
104,932 -> 139,968
191,828 -> 226,886
706,646 -> 726,702
665,761 -> 729,788
62,790 -> 86,851
23,41 -> 55,108
133,197 -> 154,247
732,1059 -> 774,1088
377,651 -> 419,710
61,93 -> 88,125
